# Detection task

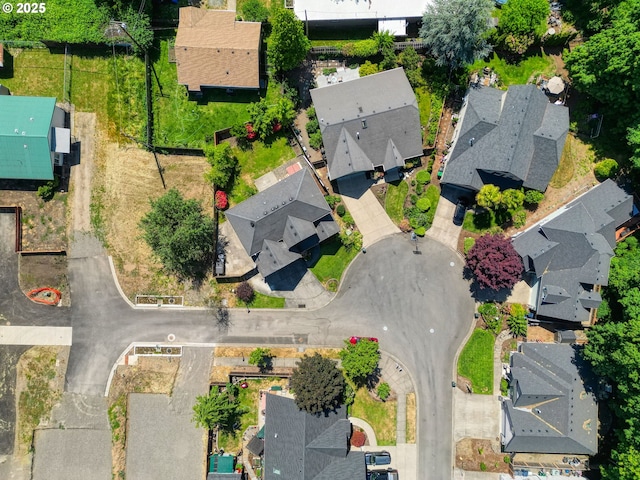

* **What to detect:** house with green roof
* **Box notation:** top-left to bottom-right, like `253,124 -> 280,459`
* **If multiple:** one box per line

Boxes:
0,95 -> 70,180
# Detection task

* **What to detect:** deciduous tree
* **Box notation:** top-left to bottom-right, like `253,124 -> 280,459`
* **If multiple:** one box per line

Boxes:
139,189 -> 215,278
249,347 -> 272,371
290,353 -> 345,415
339,339 -> 380,385
565,0 -> 640,137
204,143 -> 238,189
192,383 -> 244,431
500,189 -> 525,211
466,234 -> 523,290
496,0 -> 549,54
268,5 -> 311,73
419,0 -> 494,69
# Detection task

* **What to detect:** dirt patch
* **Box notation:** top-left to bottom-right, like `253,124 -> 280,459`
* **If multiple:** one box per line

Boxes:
406,392 -> 416,444
456,438 -> 510,473
14,346 -> 69,457
18,253 -> 70,307
0,189 -> 68,252
213,346 -> 341,359
96,138 -> 217,304
107,356 -> 180,478
527,326 -> 555,343
501,338 -> 519,364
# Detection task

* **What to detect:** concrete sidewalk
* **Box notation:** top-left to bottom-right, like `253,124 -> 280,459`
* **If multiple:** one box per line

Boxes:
0,326 -> 72,346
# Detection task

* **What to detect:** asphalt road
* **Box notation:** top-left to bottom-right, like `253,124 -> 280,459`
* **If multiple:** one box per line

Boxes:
63,234 -> 475,480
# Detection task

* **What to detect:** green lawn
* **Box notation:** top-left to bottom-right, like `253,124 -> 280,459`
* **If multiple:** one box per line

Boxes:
462,210 -> 497,234
238,292 -> 286,309
310,238 -> 358,288
350,387 -> 397,446
458,329 -> 495,395
415,86 -> 444,146
228,136 -> 296,205
152,39 -> 274,148
0,46 -> 145,139
469,52 -> 556,86
385,181 -> 409,223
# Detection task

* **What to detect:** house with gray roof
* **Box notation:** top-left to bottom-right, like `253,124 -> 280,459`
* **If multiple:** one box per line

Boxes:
512,179 -> 635,324
309,68 -> 423,181
502,343 -> 597,455
441,84 -> 569,193
263,394 -> 365,480
225,169 -> 339,280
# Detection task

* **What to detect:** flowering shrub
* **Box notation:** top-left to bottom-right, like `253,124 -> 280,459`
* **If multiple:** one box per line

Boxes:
215,190 -> 228,210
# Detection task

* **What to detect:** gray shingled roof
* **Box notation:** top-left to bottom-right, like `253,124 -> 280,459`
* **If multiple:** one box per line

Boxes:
310,68 -> 423,181
512,180 -> 634,323
502,343 -> 597,455
442,84 -> 569,192
263,394 -> 365,480
225,169 -> 339,278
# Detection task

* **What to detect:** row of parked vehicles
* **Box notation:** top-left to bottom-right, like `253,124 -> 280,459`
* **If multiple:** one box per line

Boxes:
365,451 -> 398,480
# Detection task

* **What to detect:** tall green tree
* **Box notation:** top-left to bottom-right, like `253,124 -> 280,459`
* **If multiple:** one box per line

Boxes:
419,0 -> 494,69
192,383 -> 244,431
204,143 -> 238,188
247,97 -> 296,140
339,339 -> 381,386
290,353 -> 345,415
249,347 -> 272,371
496,0 -> 549,54
267,5 -> 311,73
139,189 -> 215,278
565,0 -> 640,139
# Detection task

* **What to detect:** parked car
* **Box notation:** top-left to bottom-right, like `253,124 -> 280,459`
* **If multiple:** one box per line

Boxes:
349,336 -> 379,345
365,451 -> 391,466
367,468 -> 399,480
453,201 -> 467,226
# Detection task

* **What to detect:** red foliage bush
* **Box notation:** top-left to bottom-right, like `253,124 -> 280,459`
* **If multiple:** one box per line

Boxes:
351,430 -> 366,447
236,281 -> 255,303
466,233 -> 523,291
215,190 -> 228,210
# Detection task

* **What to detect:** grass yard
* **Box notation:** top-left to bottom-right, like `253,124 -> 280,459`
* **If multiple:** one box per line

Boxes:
350,387 -> 396,446
549,134 -> 596,189
228,137 -> 297,205
310,237 -> 358,288
152,39 -> 271,148
416,86 -> 445,147
469,52 -> 556,86
0,46 -> 145,139
385,181 -> 409,223
458,329 -> 494,395
218,378 -> 288,453
237,292 -> 286,309
462,209 -> 497,234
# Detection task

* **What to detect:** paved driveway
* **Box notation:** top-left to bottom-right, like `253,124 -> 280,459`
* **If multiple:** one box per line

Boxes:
453,390 -> 501,442
337,174 -> 399,247
426,193 -> 461,252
